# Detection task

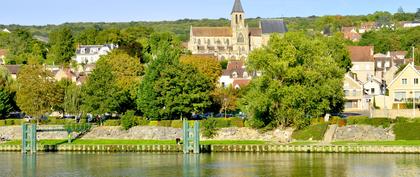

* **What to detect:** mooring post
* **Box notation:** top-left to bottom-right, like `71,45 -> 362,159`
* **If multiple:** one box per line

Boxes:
30,124 -> 37,153
183,120 -> 189,154
22,124 -> 28,153
193,121 -> 200,154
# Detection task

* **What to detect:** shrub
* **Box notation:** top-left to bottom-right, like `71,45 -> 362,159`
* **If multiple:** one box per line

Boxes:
0,120 -> 5,126
244,118 -> 265,129
207,118 -> 231,128
149,121 -> 158,126
171,120 -> 183,128
103,120 -> 120,126
135,117 -> 149,126
337,119 -> 347,127
201,119 -> 218,138
310,117 -> 325,125
158,120 -> 172,127
229,118 -> 244,127
5,119 -> 22,126
394,123 -> 420,140
121,110 -> 136,130
292,123 -> 329,141
328,116 -> 340,125
347,117 -> 393,128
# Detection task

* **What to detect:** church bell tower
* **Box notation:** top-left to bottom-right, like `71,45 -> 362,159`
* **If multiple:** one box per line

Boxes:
231,0 -> 249,59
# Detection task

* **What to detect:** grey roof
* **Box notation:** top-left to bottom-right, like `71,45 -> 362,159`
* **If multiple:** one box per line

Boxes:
231,0 -> 244,14
261,20 -> 288,34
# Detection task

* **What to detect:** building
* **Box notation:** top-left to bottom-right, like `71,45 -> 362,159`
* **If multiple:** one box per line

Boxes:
188,0 -> 287,60
359,22 -> 376,33
219,60 -> 252,88
348,46 -> 375,83
4,65 -> 20,79
403,21 -> 420,28
2,28 -> 11,33
75,44 -> 117,64
344,73 -> 369,111
387,63 -> 420,109
342,27 -> 361,42
363,76 -> 383,96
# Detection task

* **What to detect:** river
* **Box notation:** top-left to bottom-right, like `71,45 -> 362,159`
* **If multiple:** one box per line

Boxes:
1,152 -> 420,177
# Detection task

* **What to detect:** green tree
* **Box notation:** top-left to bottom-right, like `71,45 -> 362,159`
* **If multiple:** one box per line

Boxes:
180,55 -> 222,85
47,27 -> 75,64
16,63 -> 62,121
320,33 -> 352,71
241,33 -> 346,128
57,79 -> 81,115
5,29 -> 45,64
212,86 -> 238,116
137,43 -> 213,120
0,66 -> 15,118
75,27 -> 99,45
416,8 -> 420,20
81,57 -> 126,115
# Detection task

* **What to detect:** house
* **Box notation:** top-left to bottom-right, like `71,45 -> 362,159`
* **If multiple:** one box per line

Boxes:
219,60 -> 252,88
344,73 -> 370,111
188,0 -> 287,60
0,49 -> 6,65
341,26 -> 361,41
75,44 -> 117,64
54,68 -> 78,83
348,46 -> 375,83
387,63 -> 420,108
363,76 -> 383,96
359,22 -> 376,33
390,51 -> 408,66
4,65 -> 20,79
403,21 -> 420,28
2,28 -> 11,33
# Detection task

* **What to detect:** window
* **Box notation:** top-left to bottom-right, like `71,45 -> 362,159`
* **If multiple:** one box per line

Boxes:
237,33 -> 244,43
371,88 -> 375,94
207,39 -> 211,45
232,72 -> 238,78
197,39 -> 201,45
80,48 -> 86,54
385,61 -> 390,67
366,64 -> 370,70
377,62 -> 382,68
402,78 -> 408,85
416,91 -> 420,101
354,65 -> 360,70
353,90 -> 357,96
394,92 -> 406,102
344,90 -> 349,96
415,78 -> 419,85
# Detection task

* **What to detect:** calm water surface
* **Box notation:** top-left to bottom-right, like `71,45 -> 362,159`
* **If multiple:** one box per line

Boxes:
1,152 -> 420,177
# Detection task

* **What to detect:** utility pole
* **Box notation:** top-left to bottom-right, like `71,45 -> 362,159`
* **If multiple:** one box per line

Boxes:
413,46 -> 416,117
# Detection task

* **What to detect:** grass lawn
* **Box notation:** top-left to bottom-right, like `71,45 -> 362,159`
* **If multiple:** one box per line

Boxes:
292,123 -> 329,141
332,140 -> 420,146
1,139 -> 266,146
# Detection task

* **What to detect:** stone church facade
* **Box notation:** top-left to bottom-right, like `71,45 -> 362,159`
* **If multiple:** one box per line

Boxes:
188,0 -> 288,60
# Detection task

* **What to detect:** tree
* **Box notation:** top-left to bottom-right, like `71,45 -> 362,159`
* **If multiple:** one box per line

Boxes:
320,33 -> 352,71
56,79 -> 81,115
47,27 -> 75,64
241,33 -> 346,129
398,7 -> 404,14
416,8 -> 420,20
16,63 -> 62,121
137,43 -> 213,120
4,29 -> 45,64
212,86 -> 238,116
75,27 -> 99,45
81,57 -> 126,115
180,55 -> 222,85
0,89 -> 12,118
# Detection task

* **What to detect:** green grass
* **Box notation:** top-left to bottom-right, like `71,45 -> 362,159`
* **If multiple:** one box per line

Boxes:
332,140 -> 420,146
393,123 -> 420,140
289,141 -> 319,145
292,123 -> 329,141
1,139 -> 266,146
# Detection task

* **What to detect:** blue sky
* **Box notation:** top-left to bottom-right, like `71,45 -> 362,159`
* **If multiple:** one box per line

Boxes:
0,0 -> 419,25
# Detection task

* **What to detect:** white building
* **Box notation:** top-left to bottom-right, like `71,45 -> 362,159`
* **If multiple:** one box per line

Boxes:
75,44 -> 118,64
403,21 -> 420,28
219,60 -> 252,88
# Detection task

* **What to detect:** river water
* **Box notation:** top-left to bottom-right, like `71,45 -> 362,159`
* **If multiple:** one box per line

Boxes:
1,152 -> 420,177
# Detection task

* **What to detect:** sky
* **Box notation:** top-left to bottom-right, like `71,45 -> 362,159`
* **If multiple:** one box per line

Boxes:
0,0 -> 419,25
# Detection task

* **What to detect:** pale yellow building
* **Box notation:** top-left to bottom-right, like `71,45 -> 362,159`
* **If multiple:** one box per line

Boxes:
387,63 -> 420,108
344,73 -> 369,111
188,0 -> 287,60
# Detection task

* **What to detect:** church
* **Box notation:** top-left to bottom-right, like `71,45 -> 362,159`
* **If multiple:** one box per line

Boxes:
188,0 -> 288,60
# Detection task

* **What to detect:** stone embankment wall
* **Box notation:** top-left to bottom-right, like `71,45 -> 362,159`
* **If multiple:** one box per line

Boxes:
333,125 -> 395,141
0,126 -> 293,142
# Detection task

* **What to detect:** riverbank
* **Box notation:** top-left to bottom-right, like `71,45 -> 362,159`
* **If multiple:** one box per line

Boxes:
2,139 -> 420,154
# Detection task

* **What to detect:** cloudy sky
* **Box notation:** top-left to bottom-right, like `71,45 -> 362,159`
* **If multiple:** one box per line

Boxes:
0,0 -> 419,25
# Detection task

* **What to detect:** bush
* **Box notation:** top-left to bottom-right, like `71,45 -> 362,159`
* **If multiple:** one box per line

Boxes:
337,119 -> 347,127
171,120 -> 183,128
0,120 -> 5,126
394,123 -> 420,140
229,118 -> 244,127
244,118 -> 265,129
121,110 -> 136,130
5,119 -> 22,126
135,117 -> 149,126
149,121 -> 158,126
158,120 -> 172,127
347,117 -> 393,128
201,119 -> 218,138
292,123 -> 329,141
103,120 -> 120,126
310,117 -> 325,125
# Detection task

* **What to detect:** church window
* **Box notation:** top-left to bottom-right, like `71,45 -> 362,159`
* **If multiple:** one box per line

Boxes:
207,39 -> 211,45
226,39 -> 230,45
198,39 -> 201,45
240,15 -> 242,22
235,15 -> 238,25
237,33 -> 244,43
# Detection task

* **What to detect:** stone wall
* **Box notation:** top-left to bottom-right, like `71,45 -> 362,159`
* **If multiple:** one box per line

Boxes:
0,126 -> 293,142
333,125 -> 395,141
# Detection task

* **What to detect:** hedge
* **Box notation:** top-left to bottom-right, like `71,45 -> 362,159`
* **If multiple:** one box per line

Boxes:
149,121 -> 158,126
103,120 -> 121,126
158,120 -> 172,127
394,123 -> 420,140
135,117 -> 149,126
0,120 -> 5,126
292,123 -> 329,141
171,120 -> 183,128
346,117 -> 393,128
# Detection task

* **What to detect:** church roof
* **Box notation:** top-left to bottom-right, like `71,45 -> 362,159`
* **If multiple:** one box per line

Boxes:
261,20 -> 288,34
231,0 -> 244,14
192,27 -> 232,37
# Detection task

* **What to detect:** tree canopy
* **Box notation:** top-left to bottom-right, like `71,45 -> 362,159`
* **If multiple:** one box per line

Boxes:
241,32 -> 346,128
47,27 -> 75,64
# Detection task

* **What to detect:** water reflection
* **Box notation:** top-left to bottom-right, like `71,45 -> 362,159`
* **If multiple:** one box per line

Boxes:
0,152 -> 419,177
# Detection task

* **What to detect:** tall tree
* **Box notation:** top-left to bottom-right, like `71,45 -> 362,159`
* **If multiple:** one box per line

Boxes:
137,43 -> 212,119
0,66 -> 15,118
242,32 -> 345,128
180,55 -> 222,85
212,86 -> 238,116
416,8 -> 420,20
47,27 -> 75,64
16,63 -> 62,121
75,27 -> 99,45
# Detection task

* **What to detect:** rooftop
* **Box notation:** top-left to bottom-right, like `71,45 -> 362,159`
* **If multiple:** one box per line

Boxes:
347,46 -> 374,62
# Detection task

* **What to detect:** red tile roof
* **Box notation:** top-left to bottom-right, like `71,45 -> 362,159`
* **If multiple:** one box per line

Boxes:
233,79 -> 251,88
347,46 -> 374,62
343,32 -> 361,41
192,27 -> 232,37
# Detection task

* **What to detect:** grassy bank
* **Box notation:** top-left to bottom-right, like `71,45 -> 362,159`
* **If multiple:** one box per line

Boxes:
332,140 -> 420,146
